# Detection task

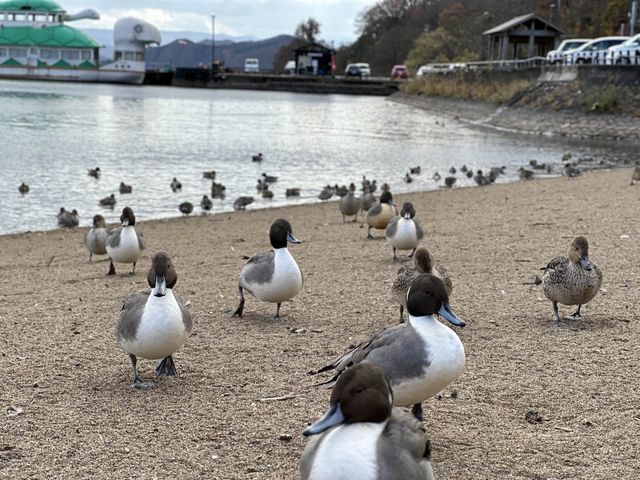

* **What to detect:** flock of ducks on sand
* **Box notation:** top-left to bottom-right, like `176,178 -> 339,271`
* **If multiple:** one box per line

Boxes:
57,156 -> 608,477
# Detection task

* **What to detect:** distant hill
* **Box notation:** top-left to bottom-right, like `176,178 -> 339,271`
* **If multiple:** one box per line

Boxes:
145,35 -> 296,71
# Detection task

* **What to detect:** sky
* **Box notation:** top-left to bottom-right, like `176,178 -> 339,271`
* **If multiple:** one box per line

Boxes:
64,0 -> 374,44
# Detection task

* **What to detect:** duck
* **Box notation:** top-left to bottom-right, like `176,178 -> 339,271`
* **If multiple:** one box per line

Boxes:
18,182 -> 29,194
318,188 -> 333,201
312,274 -> 465,421
256,179 -> 267,192
392,247 -> 452,322
563,164 -> 581,178
286,188 -> 301,197
201,195 -> 213,213
170,177 -> 182,192
119,182 -> 133,194
84,214 -> 108,262
449,166 -> 456,174
252,153 -> 263,162
444,176 -> 456,188
105,207 -> 145,276
461,165 -> 468,173
335,185 -> 349,198
518,167 -> 534,180
359,188 -> 376,214
262,173 -> 278,184
211,182 -> 226,199
179,202 -> 193,215
385,202 -> 424,260
536,236 -> 602,325
365,191 -> 397,239
301,364 -> 434,480
339,183 -> 359,223
202,170 -> 216,180
380,183 -> 391,192
631,164 -> 640,185
262,187 -> 274,199
474,170 -> 490,186
88,167 -> 100,179
57,207 -> 79,228
233,196 -> 254,210
233,219 -> 302,319
432,172 -> 441,182
404,173 -> 413,184
99,193 -> 117,207
465,169 -> 473,179
115,252 -> 192,389
409,166 -> 421,175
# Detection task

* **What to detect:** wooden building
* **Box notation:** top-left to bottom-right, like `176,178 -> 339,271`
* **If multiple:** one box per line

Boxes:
293,42 -> 335,76
483,13 -> 566,60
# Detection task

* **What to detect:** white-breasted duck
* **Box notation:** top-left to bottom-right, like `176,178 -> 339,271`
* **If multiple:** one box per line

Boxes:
365,191 -> 397,239
233,219 -> 303,319
313,274 -> 465,421
105,207 -> 145,275
115,252 -> 192,389
385,202 -> 424,260
392,247 -> 452,322
339,183 -> 359,223
201,195 -> 213,212
301,364 -> 434,480
57,207 -> 79,228
84,214 -> 108,262
537,236 -> 602,324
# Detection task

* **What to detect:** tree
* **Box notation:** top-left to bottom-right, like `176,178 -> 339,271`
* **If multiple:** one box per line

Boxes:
294,17 -> 321,43
272,18 -> 322,72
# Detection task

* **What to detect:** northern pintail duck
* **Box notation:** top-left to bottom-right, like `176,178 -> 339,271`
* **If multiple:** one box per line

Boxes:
385,202 -> 423,260
365,191 -> 397,239
335,185 -> 349,198
99,193 -> 117,207
403,173 -> 413,184
432,172 -> 441,182
444,176 -> 456,188
170,177 -> 182,192
474,170 -> 490,186
262,173 -> 278,184
318,188 -> 333,201
338,183 -> 359,223
84,214 -> 108,262
631,164 -> 640,185
234,196 -> 254,210
286,188 -> 301,197
88,167 -> 100,179
233,219 -> 302,319
116,252 -> 192,389
314,274 -> 465,420
201,195 -> 213,213
57,207 -> 79,228
106,207 -> 145,275
119,182 -> 133,194
518,167 -> 534,180
392,247 -> 452,322
449,166 -> 456,174
301,364 -> 434,480
409,166 -> 421,175
563,164 -> 581,178
537,236 -> 602,324
262,186 -> 274,199
202,170 -> 216,180
211,182 -> 226,199
179,202 -> 193,215
18,182 -> 29,194
359,189 -> 376,215
252,153 -> 263,162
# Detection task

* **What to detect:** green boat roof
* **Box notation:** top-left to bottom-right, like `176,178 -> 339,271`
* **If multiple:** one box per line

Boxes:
0,25 -> 100,48
0,1 -> 64,12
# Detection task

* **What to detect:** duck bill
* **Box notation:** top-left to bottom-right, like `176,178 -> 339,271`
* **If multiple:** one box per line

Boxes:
303,404 -> 344,437
438,303 -> 466,327
287,232 -> 302,244
153,275 -> 167,297
580,256 -> 593,271
122,218 -> 130,227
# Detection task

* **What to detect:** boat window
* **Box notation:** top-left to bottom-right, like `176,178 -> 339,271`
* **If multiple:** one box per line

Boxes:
135,52 -> 144,61
81,50 -> 92,60
41,48 -> 59,59
34,14 -> 46,22
15,13 -> 26,21
9,48 -> 27,58
124,52 -> 135,61
0,48 -> 6,57
61,50 -> 79,60
30,48 -> 38,55
115,51 -> 123,60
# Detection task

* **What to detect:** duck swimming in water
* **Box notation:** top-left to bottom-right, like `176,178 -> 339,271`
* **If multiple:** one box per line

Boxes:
233,219 -> 303,319
537,236 -> 602,325
313,274 -> 465,421
106,207 -> 145,275
57,207 -> 79,228
116,252 -> 192,389
84,214 -> 108,262
301,364 -> 434,480
365,191 -> 397,239
18,182 -> 29,194
385,202 -> 423,260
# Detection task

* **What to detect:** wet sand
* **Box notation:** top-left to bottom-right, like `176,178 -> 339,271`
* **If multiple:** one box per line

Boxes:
1,167 -> 639,479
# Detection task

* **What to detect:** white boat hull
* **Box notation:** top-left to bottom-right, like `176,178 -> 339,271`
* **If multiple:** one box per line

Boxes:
0,62 -> 145,85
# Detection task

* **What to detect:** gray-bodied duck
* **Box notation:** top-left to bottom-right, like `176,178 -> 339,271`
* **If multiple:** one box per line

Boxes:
313,274 -> 465,421
338,183 -> 359,223
233,219 -> 303,319
392,247 -> 452,322
84,214 -> 108,262
116,252 -> 192,389
106,207 -> 145,275
57,207 -> 79,228
365,191 -> 397,239
301,364 -> 434,480
385,202 -> 424,259
537,236 -> 602,324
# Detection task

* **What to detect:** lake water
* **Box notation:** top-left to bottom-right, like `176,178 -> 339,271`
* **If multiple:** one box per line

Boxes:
0,80 -> 627,234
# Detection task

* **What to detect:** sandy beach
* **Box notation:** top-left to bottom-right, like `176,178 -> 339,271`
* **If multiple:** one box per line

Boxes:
1,167 -> 639,479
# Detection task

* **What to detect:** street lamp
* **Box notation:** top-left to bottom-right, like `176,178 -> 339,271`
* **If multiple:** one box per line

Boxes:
211,13 -> 215,70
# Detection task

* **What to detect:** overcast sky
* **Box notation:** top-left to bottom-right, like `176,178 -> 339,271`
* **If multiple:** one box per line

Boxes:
65,0 -> 373,44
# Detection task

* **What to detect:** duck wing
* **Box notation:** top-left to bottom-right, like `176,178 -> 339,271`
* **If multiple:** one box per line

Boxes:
239,251 -> 275,288
174,292 -> 193,335
116,291 -> 149,343
414,220 -> 424,240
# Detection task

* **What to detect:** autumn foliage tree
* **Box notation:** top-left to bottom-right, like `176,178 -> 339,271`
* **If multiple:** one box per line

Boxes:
273,17 -> 322,72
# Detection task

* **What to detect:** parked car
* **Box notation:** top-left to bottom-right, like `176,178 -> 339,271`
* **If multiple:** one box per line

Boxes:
354,62 -> 371,77
345,64 -> 363,78
244,58 -> 260,73
605,33 -> 640,64
283,60 -> 296,74
546,38 -> 590,64
563,36 -> 628,65
391,64 -> 409,79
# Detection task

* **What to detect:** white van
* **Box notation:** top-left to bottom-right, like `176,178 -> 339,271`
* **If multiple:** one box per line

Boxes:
244,58 -> 259,73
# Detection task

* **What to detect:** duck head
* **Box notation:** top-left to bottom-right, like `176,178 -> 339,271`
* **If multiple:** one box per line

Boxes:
120,207 -> 136,227
349,183 -> 356,193
413,247 -> 433,274
303,364 -> 392,436
400,202 -> 416,219
407,275 -> 465,327
380,191 -> 393,205
568,236 -> 592,271
270,219 -> 301,249
147,251 -> 178,297
92,214 -> 106,229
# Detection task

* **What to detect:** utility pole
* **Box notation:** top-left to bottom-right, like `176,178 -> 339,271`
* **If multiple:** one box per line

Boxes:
631,0 -> 638,35
211,13 -> 216,70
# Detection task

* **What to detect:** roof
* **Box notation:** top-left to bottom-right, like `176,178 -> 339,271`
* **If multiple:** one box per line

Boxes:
294,42 -> 335,54
483,13 -> 566,36
0,0 -> 63,12
0,25 -> 100,48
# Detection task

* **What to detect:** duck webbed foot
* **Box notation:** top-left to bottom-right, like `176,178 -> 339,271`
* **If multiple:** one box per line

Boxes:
129,354 -> 155,389
568,305 -> 582,320
233,287 -> 245,317
155,355 -> 177,377
411,403 -> 424,422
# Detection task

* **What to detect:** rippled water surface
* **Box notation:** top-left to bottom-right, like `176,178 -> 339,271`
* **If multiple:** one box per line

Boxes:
0,80 -> 627,234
